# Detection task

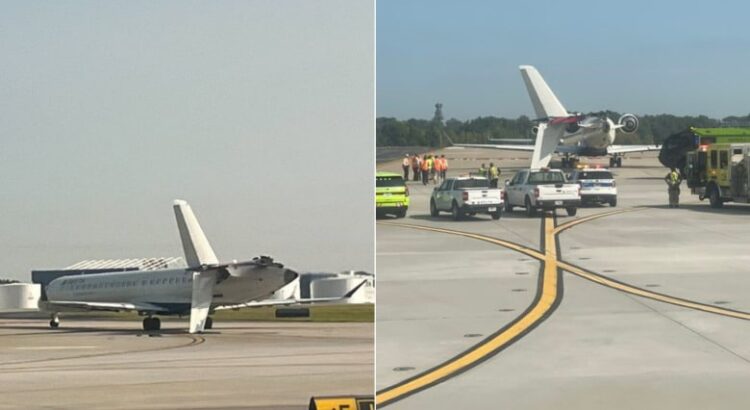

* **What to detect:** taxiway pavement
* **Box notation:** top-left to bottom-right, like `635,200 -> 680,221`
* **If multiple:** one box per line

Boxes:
377,148 -> 750,409
0,319 -> 373,410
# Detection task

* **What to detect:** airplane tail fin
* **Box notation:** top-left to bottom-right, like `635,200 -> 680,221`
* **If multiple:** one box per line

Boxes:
173,200 -> 219,268
519,65 -> 568,119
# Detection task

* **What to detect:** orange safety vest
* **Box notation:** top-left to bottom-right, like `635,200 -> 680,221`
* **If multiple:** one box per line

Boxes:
421,159 -> 430,171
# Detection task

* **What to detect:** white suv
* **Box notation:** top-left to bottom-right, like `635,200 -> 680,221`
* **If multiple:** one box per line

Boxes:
568,168 -> 617,206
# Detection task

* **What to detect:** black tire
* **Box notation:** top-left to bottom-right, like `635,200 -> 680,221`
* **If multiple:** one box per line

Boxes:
491,209 -> 501,220
609,157 -> 615,167
504,200 -> 513,212
396,209 -> 407,218
566,207 -> 577,216
142,318 -> 152,331
451,201 -> 462,221
152,317 -> 161,331
609,198 -> 617,207
430,199 -> 439,217
49,320 -> 59,329
524,196 -> 536,217
205,317 -> 213,330
616,157 -> 623,167
709,186 -> 723,208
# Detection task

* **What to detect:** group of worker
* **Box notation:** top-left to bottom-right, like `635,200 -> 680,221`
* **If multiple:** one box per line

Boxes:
478,162 -> 501,188
402,154 -> 448,185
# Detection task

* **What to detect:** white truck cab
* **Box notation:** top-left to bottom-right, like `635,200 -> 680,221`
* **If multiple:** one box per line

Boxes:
430,176 -> 503,220
504,168 -> 581,217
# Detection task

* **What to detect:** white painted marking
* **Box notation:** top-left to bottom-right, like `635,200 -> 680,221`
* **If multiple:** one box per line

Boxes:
15,346 -> 98,350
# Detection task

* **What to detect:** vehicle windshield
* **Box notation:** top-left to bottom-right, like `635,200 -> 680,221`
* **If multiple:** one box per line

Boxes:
376,176 -> 405,187
578,171 -> 613,180
527,172 -> 566,184
454,179 -> 490,189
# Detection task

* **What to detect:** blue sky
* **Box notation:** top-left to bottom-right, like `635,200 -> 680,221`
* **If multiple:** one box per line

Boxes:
0,1 -> 373,280
377,0 -> 750,120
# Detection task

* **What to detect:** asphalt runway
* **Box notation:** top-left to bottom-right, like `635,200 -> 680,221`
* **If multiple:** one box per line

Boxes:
376,148 -> 750,409
0,319 -> 373,410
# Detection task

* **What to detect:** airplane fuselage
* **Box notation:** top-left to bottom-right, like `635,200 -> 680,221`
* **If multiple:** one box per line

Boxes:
44,265 -> 294,315
558,117 -> 616,154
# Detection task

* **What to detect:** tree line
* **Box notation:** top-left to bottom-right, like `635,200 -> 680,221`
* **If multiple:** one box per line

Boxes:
377,113 -> 750,147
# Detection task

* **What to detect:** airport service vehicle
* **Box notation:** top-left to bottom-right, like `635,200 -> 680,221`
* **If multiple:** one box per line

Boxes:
376,172 -> 409,218
504,168 -> 581,217
40,201 -> 364,333
568,167 -> 617,206
685,143 -> 750,208
451,65 -> 658,168
430,176 -> 503,220
659,127 -> 750,173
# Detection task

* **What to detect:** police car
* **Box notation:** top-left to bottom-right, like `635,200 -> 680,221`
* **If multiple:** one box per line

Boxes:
567,167 -> 617,206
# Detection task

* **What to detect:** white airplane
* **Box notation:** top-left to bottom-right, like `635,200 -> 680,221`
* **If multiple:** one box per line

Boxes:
40,200 -> 364,333
453,65 -> 659,168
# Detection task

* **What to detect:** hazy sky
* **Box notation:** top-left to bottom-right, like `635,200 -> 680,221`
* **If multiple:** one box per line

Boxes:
0,1 -> 373,281
378,0 -> 750,120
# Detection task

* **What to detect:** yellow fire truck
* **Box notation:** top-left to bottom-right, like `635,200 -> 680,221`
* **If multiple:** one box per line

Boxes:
686,143 -> 750,208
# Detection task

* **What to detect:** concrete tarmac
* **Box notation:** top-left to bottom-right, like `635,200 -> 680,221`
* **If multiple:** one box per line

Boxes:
0,319 -> 373,410
377,148 -> 750,409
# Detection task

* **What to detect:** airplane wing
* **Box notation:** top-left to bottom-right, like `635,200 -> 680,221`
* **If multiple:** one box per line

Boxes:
607,145 -> 660,155
46,301 -> 169,313
215,279 -> 369,310
450,142 -> 535,152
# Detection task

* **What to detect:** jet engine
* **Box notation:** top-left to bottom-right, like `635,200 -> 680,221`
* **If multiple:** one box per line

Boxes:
618,114 -> 639,133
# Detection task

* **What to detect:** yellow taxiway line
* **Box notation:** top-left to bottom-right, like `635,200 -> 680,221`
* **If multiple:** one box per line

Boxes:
376,216 -> 561,407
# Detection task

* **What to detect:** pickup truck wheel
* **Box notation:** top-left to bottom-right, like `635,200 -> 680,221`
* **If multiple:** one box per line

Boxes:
429,199 -> 439,217
491,209 -> 502,220
609,198 -> 617,207
451,201 -> 462,221
504,200 -> 513,212
566,207 -> 577,216
524,197 -> 536,217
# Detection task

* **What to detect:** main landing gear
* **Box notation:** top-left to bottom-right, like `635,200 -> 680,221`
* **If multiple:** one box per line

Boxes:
561,156 -> 579,169
205,316 -> 213,330
49,313 -> 60,329
609,155 -> 623,168
142,316 -> 161,331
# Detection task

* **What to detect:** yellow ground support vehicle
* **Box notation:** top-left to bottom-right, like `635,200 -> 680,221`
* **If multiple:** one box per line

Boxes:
686,143 -> 750,208
376,172 -> 409,218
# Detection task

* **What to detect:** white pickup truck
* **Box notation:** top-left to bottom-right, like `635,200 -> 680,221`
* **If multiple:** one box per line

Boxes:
504,168 -> 581,217
430,176 -> 503,220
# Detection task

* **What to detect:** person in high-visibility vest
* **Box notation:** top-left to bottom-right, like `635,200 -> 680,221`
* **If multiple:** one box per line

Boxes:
478,163 -> 487,178
664,168 -> 682,208
439,155 -> 448,181
402,154 -> 410,181
433,155 -> 444,183
421,155 -> 431,185
427,155 -> 436,184
488,162 -> 500,188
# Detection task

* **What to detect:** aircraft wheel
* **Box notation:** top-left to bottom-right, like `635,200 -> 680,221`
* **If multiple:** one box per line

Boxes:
609,157 -> 615,167
205,317 -> 213,330
49,319 -> 59,329
616,157 -> 623,167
